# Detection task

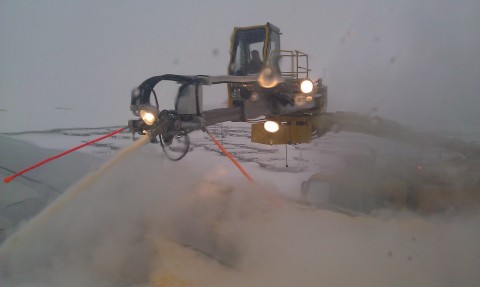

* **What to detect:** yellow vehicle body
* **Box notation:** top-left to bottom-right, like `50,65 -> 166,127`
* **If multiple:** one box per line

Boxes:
251,116 -> 312,145
227,23 -> 328,146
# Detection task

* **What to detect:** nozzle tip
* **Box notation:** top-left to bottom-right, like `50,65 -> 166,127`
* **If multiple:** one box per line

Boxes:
4,176 -> 13,183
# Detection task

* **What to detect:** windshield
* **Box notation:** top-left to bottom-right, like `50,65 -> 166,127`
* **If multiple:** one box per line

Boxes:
268,30 -> 280,66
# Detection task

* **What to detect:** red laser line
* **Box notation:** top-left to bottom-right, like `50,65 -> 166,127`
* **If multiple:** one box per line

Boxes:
206,129 -> 254,183
4,127 -> 126,184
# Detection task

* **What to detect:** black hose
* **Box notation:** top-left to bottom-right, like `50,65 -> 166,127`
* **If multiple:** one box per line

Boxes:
152,89 -> 159,108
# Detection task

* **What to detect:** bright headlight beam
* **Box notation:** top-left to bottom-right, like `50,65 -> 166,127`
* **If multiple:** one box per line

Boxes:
264,121 -> 280,133
258,67 -> 282,89
140,109 -> 157,126
300,79 -> 314,93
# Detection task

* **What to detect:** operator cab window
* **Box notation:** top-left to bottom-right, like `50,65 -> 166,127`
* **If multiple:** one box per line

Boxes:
230,28 -> 266,75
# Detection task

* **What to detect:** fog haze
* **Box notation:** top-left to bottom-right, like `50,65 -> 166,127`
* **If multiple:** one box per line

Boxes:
1,0 -> 479,134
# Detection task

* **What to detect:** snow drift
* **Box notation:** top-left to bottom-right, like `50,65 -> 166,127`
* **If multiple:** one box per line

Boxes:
1,143 -> 479,287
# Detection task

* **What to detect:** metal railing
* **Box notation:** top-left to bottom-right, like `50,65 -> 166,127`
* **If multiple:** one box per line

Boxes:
270,50 -> 311,79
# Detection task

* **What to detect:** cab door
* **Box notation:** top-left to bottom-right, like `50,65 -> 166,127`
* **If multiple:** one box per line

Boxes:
228,26 -> 268,76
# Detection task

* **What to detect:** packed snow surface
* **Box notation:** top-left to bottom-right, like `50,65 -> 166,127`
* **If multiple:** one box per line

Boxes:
1,124 -> 479,286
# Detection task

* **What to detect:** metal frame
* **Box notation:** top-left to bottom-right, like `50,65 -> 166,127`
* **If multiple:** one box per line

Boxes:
272,50 -> 311,79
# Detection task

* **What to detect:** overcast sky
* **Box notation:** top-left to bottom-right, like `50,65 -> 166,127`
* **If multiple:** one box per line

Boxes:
1,0 -> 479,135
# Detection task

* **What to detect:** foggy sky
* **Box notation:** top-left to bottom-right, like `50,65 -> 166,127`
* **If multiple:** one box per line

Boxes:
1,0 -> 479,135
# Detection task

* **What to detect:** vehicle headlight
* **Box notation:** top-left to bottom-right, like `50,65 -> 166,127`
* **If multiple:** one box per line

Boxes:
258,66 -> 282,89
300,79 -> 314,93
264,121 -> 280,133
139,106 -> 159,126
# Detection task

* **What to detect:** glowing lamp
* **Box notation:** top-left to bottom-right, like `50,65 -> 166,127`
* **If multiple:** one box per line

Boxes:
258,67 -> 282,89
264,121 -> 280,133
139,106 -> 159,126
300,79 -> 314,93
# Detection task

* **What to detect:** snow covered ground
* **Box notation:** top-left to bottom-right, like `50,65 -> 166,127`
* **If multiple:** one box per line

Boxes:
1,123 -> 479,286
